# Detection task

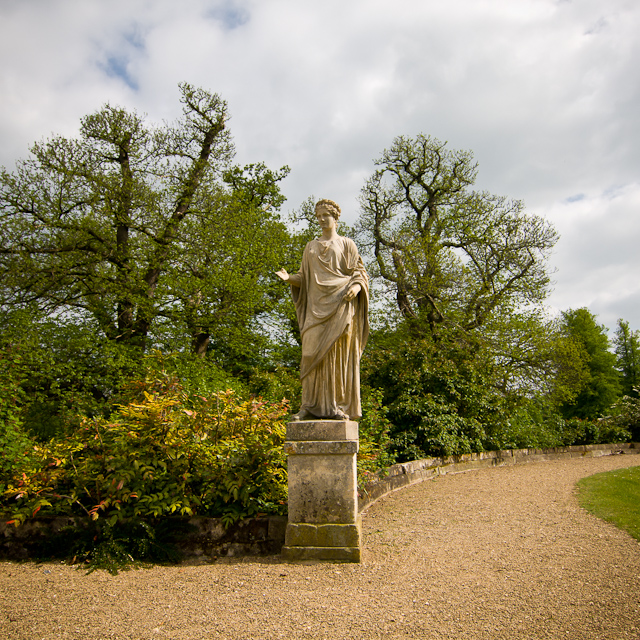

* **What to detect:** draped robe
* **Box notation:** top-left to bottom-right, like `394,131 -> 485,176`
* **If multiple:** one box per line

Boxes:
291,236 -> 369,419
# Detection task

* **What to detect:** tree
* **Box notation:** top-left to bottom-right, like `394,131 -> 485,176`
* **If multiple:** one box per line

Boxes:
0,84 -> 289,357
0,306 -> 147,439
354,134 -> 570,456
614,319 -> 640,397
362,322 -> 508,459
559,308 -> 621,420
156,162 -> 291,362
482,311 -> 589,408
356,134 -> 557,333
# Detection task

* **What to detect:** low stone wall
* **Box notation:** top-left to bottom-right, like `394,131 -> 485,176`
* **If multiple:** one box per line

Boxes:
0,515 -> 287,563
357,442 -> 640,513
2,443 -> 638,561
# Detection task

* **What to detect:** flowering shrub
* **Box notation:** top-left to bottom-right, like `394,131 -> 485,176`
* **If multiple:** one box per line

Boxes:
597,391 -> 639,443
2,371 -> 289,528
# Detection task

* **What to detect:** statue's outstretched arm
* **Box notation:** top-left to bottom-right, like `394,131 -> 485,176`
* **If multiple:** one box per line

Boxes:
276,268 -> 302,287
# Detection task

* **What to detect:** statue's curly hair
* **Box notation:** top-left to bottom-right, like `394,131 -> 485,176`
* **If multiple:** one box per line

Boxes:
315,199 -> 341,220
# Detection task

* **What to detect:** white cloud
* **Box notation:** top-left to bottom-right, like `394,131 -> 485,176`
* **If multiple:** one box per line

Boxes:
1,0 -> 639,330
544,182 -> 640,329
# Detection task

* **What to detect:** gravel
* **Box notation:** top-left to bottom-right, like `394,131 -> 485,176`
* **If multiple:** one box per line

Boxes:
1,454 -> 639,640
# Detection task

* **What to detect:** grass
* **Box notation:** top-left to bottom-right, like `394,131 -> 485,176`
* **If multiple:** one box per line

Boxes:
576,465 -> 640,542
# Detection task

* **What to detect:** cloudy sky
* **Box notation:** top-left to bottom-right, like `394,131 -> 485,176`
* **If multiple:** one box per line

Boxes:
1,0 -> 638,333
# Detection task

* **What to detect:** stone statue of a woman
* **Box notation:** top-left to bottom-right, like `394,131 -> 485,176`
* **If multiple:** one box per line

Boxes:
276,199 -> 369,421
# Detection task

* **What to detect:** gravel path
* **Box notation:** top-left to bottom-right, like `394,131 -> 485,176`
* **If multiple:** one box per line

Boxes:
1,454 -> 640,640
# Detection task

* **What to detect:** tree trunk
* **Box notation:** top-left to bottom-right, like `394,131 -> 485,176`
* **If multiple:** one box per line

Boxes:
192,332 -> 210,358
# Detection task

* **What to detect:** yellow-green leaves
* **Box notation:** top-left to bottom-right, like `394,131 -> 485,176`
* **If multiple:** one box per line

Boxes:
1,371 -> 289,527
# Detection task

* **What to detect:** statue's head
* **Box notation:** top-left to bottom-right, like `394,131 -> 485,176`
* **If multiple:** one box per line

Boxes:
315,199 -> 341,221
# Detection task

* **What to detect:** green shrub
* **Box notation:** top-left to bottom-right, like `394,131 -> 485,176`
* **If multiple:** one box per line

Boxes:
357,387 -> 396,485
485,399 -> 580,451
363,334 -> 504,460
599,393 -> 640,443
0,348 -> 38,495
144,350 -> 247,399
0,309 -> 147,441
1,370 -> 289,529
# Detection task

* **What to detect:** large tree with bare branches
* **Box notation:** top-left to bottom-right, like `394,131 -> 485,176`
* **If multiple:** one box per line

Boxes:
356,134 -> 558,333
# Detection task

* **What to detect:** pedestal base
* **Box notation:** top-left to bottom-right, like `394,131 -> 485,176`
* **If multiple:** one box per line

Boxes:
281,520 -> 361,561
282,420 -> 361,563
281,545 -> 361,562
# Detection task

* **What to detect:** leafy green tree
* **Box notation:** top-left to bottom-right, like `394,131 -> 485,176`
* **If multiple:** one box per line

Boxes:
0,84 -> 289,358
157,162 -> 290,363
362,323 -> 509,459
559,308 -> 621,420
356,134 -> 558,333
0,307 -> 145,439
482,311 -> 589,408
0,343 -> 35,494
354,134 -> 575,458
614,319 -> 640,397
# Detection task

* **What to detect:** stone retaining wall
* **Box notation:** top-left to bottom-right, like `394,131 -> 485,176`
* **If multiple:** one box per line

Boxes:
2,442 -> 637,561
0,515 -> 287,563
357,442 -> 640,513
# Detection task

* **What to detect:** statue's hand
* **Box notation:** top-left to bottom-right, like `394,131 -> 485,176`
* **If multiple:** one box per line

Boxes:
343,284 -> 361,301
275,268 -> 289,282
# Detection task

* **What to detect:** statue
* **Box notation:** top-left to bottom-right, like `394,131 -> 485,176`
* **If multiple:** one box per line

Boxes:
276,199 -> 369,421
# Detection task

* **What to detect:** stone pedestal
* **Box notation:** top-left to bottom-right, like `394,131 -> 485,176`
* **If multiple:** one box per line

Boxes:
281,420 -> 361,562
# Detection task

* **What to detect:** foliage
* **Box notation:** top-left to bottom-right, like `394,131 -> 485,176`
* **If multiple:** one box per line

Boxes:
362,324 -> 509,460
1,371 -> 289,529
0,84 -> 229,350
600,392 -> 640,443
360,311 -> 629,462
482,311 -> 589,408
0,84 -> 290,359
0,307 -> 145,440
355,134 -> 557,332
563,417 -> 630,446
357,387 -> 396,485
0,345 -> 38,495
135,349 -> 245,399
352,134 -> 586,460
0,307 -> 267,442
559,309 -> 621,420
486,398 -> 570,450
159,162 -> 291,364
614,319 -> 640,398
576,466 -> 640,543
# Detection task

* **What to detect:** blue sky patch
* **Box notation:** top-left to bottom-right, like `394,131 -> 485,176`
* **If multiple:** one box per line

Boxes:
101,55 -> 139,91
206,1 -> 250,30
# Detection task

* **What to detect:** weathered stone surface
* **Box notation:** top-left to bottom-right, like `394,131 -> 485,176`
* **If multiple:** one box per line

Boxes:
285,522 -> 361,548
268,516 -> 288,542
0,516 -> 288,561
284,440 -> 358,455
286,420 -> 358,442
281,545 -> 361,562
286,449 -> 358,524
276,199 -> 368,421
283,417 -> 361,562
